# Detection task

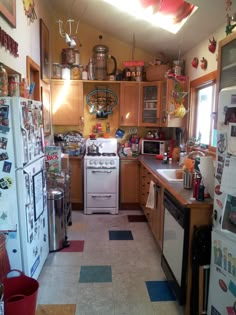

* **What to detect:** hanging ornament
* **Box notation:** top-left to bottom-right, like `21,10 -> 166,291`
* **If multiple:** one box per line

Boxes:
191,57 -> 198,68
200,57 -> 207,70
208,37 -> 217,53
22,0 -> 37,22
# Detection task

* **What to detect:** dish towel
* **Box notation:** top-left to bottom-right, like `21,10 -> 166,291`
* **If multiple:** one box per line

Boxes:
146,180 -> 156,209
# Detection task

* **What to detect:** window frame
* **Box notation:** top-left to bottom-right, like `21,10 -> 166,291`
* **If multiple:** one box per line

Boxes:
189,70 -> 217,155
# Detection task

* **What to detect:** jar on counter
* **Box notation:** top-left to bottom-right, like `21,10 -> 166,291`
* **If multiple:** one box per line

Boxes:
61,65 -> 71,80
0,63 -> 8,96
8,74 -> 20,96
71,64 -> 81,80
52,63 -> 62,79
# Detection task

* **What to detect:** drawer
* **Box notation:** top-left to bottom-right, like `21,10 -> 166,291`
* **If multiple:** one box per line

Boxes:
87,193 -> 117,207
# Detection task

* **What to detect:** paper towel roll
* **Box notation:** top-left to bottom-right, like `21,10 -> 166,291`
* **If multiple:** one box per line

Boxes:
199,156 -> 215,198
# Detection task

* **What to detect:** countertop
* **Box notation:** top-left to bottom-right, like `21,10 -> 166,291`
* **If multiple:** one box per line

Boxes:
136,155 -> 213,208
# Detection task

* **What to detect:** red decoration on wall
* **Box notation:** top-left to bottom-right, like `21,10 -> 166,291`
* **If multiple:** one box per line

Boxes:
208,37 -> 217,53
0,27 -> 19,57
200,57 -> 207,70
191,57 -> 198,68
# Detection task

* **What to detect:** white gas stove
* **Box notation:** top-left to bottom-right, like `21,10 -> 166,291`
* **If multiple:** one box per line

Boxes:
84,138 -> 119,214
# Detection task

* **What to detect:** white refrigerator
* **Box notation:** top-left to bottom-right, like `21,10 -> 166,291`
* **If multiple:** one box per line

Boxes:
208,86 -> 236,314
0,96 -> 49,279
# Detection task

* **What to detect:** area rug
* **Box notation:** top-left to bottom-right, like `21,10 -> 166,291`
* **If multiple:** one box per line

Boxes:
127,215 -> 147,222
36,304 -> 76,315
60,240 -> 84,252
109,230 -> 134,240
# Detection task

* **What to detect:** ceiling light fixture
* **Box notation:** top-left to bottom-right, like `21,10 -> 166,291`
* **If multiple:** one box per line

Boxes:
103,0 -> 197,34
57,19 -> 80,47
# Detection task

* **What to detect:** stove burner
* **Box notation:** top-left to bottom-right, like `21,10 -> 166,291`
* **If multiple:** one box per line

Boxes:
102,153 -> 116,157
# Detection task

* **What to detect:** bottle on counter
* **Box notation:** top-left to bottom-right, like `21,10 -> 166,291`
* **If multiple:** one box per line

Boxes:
0,63 -> 8,96
88,58 -> 95,80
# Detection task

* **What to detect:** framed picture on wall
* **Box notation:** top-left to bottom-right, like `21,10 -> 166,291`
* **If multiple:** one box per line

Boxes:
0,0 -> 16,28
41,83 -> 51,136
40,19 -> 50,82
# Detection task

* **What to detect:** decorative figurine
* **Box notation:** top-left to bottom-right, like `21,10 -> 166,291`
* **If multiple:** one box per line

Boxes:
191,57 -> 199,68
200,57 -> 207,70
208,37 -> 217,53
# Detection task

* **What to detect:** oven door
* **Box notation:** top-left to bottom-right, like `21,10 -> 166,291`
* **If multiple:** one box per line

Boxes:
86,168 -> 118,193
161,190 -> 190,305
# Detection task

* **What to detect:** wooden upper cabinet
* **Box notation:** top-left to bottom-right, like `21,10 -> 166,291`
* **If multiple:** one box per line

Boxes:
120,82 -> 140,126
139,81 -> 162,127
217,31 -> 236,91
51,80 -> 83,125
160,78 -> 188,128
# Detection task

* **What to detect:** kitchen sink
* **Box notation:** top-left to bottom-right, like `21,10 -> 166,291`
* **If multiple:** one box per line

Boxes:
156,169 -> 184,182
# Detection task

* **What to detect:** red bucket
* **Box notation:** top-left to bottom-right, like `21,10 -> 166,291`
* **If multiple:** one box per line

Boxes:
3,269 -> 39,315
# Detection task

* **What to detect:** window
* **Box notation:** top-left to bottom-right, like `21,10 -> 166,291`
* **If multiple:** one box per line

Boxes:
189,71 -> 217,151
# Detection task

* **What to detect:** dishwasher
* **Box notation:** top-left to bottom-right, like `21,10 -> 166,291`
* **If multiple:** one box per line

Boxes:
161,189 -> 190,305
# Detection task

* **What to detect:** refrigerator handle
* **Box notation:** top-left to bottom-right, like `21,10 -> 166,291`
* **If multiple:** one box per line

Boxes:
24,171 -> 31,207
21,126 -> 29,164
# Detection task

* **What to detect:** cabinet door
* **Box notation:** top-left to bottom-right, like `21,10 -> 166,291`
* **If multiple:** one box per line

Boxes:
218,31 -> 236,90
120,159 -> 140,203
139,82 -> 161,126
161,78 -> 188,128
120,82 -> 139,126
51,80 -> 83,125
70,158 -> 83,206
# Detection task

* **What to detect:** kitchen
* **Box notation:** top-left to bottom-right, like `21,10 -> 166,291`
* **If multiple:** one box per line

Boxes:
0,1 -> 236,315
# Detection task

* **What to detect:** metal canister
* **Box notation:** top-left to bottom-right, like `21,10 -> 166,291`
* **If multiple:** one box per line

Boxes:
61,48 -> 75,65
52,63 -> 61,79
8,74 -> 20,96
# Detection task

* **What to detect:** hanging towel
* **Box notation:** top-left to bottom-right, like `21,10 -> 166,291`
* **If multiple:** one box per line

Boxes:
146,180 -> 156,209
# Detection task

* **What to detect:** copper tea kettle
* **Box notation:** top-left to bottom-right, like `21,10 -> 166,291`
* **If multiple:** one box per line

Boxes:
93,37 -> 117,80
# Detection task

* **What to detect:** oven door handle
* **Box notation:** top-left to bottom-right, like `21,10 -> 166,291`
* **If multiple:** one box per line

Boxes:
91,170 -> 113,174
91,195 -> 112,198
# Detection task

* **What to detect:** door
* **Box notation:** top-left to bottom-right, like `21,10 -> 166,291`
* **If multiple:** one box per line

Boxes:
15,157 -> 49,278
51,80 -> 83,125
120,82 -> 139,126
139,81 -> 161,126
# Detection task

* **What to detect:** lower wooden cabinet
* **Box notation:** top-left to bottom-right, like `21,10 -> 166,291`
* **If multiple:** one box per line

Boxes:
69,157 -> 83,210
120,159 -> 140,205
139,163 -> 164,249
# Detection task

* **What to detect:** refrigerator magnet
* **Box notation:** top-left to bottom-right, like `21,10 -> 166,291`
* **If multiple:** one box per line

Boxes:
2,161 -> 12,173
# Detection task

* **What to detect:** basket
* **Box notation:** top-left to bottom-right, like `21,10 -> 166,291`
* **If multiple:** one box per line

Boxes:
146,64 -> 170,81
3,270 -> 39,315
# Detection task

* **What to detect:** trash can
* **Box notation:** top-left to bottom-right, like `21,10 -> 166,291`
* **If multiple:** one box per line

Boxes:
47,187 -> 65,252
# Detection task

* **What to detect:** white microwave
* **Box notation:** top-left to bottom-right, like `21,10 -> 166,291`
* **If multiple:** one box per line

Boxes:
141,139 -> 167,155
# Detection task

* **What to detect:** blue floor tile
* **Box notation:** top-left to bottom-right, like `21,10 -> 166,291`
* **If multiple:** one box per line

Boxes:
79,265 -> 112,283
145,281 -> 176,302
109,230 -> 134,240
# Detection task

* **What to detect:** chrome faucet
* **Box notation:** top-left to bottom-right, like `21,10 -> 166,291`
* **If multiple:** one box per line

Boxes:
187,150 -> 206,159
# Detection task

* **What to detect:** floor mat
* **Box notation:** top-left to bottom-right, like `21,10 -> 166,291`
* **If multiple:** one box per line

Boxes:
127,215 -> 147,222
60,240 -> 84,252
145,281 -> 176,302
79,265 -> 112,283
109,230 -> 134,240
36,304 -> 76,315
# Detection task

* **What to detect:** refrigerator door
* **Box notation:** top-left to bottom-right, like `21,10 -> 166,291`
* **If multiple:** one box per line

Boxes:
208,230 -> 236,315
12,157 -> 49,279
10,97 -> 44,168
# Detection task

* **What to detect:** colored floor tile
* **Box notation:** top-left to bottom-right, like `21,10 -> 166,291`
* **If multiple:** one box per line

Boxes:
36,304 -> 76,315
60,240 -> 84,252
146,281 -> 177,302
127,214 -> 147,222
109,230 -> 134,240
79,265 -> 112,283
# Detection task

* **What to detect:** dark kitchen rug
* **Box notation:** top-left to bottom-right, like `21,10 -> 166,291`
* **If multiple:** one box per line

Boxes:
145,281 -> 176,302
60,240 -> 84,252
127,215 -> 147,222
109,230 -> 134,240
